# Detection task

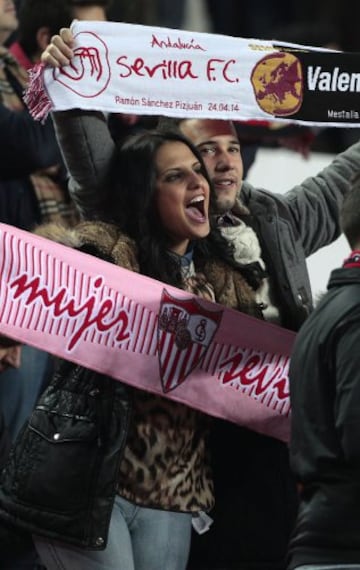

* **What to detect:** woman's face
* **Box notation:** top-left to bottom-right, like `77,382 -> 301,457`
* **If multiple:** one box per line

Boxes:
155,141 -> 210,255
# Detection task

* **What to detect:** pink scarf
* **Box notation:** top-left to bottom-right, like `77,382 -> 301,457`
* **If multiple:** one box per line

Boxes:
0,223 -> 295,442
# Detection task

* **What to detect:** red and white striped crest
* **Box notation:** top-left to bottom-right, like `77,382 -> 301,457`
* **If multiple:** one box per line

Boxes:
157,289 -> 223,392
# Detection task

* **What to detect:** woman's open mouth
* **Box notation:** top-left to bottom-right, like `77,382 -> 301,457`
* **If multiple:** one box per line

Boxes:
185,195 -> 207,222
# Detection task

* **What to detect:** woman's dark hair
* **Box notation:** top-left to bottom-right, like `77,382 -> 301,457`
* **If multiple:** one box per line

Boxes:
104,129 -> 234,287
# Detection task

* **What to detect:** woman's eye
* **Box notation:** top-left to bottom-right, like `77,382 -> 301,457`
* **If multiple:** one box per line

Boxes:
165,172 -> 181,182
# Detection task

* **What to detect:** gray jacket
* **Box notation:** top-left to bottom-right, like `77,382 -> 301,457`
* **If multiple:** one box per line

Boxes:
53,111 -> 360,331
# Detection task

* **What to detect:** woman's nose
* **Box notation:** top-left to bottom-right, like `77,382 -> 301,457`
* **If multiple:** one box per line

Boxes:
188,171 -> 203,188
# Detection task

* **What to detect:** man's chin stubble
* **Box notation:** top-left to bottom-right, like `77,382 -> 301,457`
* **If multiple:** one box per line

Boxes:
215,197 -> 236,214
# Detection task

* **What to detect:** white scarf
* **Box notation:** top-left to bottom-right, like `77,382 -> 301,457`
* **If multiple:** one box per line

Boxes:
25,20 -> 360,128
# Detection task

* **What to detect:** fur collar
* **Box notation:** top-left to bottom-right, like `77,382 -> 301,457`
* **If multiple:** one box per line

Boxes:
35,221 -> 261,319
34,221 -> 140,272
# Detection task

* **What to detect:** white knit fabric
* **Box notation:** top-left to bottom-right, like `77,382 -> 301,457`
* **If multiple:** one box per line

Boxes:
220,222 -> 280,324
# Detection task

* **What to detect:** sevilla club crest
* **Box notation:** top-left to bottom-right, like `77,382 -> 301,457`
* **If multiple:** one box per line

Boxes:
157,289 -> 223,392
52,31 -> 111,98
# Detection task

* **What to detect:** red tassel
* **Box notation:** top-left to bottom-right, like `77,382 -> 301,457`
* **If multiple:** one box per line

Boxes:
23,62 -> 53,123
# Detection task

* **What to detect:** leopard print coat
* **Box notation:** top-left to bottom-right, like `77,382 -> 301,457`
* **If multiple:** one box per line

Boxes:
35,221 -> 259,513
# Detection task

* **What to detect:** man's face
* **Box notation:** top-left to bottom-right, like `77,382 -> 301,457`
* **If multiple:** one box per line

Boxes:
180,119 -> 243,214
0,0 -> 17,44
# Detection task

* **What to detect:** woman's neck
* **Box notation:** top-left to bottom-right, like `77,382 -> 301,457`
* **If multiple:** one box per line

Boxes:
168,239 -> 190,257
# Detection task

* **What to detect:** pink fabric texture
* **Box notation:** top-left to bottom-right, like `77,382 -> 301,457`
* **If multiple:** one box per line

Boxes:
0,224 -> 295,442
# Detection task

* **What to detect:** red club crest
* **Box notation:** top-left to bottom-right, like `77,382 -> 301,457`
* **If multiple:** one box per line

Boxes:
157,289 -> 223,393
52,31 -> 111,98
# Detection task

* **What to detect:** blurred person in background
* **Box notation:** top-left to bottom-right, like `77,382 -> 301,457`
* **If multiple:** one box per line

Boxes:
0,0 -> 77,446
287,175 -> 360,570
0,1 -> 77,567
176,116 -> 360,570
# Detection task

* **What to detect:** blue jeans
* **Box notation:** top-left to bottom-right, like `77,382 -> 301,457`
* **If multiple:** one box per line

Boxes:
0,345 -> 53,440
0,345 -> 52,570
34,495 -> 192,570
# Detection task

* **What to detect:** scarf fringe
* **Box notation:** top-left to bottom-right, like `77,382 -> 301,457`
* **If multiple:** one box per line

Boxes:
23,62 -> 53,123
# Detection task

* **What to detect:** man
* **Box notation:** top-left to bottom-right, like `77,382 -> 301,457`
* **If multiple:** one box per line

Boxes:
287,177 -> 360,570
0,3 -> 75,567
177,118 -> 360,570
0,0 -> 78,439
179,118 -> 357,330
40,27 -> 360,568
0,0 -> 70,184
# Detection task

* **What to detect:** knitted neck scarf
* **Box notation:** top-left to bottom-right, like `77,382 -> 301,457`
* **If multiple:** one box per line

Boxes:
0,46 -> 28,111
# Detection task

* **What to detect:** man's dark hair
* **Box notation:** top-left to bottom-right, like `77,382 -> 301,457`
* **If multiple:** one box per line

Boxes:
340,174 -> 360,248
157,116 -> 183,133
17,0 -> 73,59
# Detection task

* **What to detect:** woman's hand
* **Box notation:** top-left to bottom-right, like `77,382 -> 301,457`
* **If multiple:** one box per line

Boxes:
41,28 -> 75,68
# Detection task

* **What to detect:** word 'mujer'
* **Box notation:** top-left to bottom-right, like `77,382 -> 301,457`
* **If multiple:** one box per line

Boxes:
10,273 -> 130,351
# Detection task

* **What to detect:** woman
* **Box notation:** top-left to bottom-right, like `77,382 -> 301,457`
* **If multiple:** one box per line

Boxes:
0,33 -> 262,570
0,132 -> 261,570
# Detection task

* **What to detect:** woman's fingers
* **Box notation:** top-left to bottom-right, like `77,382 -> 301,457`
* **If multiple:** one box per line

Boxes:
41,45 -> 70,67
59,27 -> 75,47
51,33 -> 74,60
